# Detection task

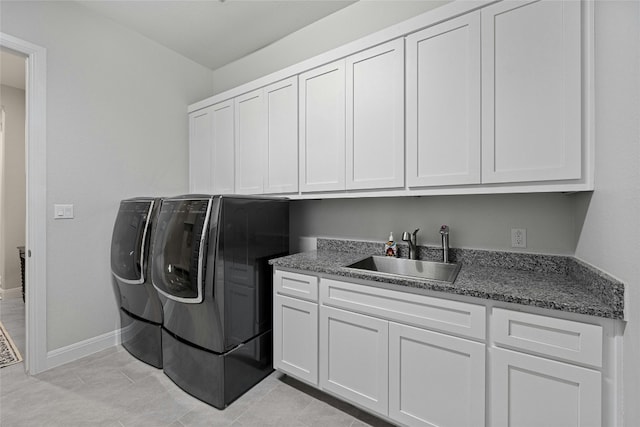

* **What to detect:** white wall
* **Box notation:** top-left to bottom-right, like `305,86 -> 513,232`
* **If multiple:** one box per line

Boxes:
211,0 -> 450,94
0,84 -> 26,291
0,1 -> 214,351
574,1 -> 640,425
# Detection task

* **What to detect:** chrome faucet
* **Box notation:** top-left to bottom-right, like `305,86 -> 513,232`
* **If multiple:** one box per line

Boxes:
402,229 -> 420,260
440,225 -> 450,263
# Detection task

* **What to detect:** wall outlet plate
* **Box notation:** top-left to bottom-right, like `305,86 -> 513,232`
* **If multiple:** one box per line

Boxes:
511,228 -> 527,248
54,204 -> 74,219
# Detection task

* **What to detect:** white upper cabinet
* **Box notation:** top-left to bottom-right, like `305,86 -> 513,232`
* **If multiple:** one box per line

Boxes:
235,89 -> 266,194
481,0 -> 582,183
190,0 -> 591,198
346,39 -> 405,190
211,100 -> 235,194
188,106 -> 214,194
264,77 -> 299,194
236,77 -> 299,196
299,60 -> 346,193
406,12 -> 481,187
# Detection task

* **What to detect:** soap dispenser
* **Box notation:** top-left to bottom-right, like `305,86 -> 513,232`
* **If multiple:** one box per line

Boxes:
384,232 -> 398,257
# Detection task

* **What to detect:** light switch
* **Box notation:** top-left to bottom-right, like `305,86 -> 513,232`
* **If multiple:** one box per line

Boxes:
54,204 -> 74,219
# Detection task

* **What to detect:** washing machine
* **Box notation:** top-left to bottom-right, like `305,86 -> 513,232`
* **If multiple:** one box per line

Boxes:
111,197 -> 163,368
151,195 -> 289,408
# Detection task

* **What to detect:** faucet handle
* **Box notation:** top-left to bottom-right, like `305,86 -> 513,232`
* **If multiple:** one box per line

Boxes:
412,228 -> 420,236
439,225 -> 449,235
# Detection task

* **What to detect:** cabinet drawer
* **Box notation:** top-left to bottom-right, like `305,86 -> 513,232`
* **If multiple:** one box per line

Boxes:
320,278 -> 486,340
491,308 -> 603,367
275,270 -> 318,302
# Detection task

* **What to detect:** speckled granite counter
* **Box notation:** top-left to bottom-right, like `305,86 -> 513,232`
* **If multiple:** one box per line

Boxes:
269,239 -> 625,320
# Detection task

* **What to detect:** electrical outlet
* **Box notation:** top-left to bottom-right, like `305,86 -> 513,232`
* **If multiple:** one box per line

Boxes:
511,228 -> 527,248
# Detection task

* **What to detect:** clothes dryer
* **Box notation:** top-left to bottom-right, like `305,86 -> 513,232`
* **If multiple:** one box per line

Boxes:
151,195 -> 289,408
111,197 -> 163,368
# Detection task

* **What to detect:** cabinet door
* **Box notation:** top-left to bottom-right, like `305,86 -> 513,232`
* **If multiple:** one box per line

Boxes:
389,322 -> 485,427
189,106 -> 213,193
491,347 -> 601,427
235,89 -> 266,194
320,305 -> 388,415
346,39 -> 404,190
211,100 -> 235,194
274,294 -> 318,385
299,60 -> 346,192
406,12 -> 481,187
264,77 -> 299,194
481,0 -> 581,183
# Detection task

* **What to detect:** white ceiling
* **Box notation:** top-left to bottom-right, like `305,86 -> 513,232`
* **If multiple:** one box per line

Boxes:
76,0 -> 357,71
0,1 -> 357,90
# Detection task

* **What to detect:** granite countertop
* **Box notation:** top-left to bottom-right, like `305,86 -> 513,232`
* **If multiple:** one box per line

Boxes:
269,239 -> 625,320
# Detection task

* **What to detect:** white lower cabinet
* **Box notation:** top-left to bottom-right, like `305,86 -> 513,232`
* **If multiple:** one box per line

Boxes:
490,347 -> 601,427
319,305 -> 389,415
275,273 -> 487,426
274,294 -> 318,385
273,271 -> 611,427
389,322 -> 485,427
489,308 -> 603,427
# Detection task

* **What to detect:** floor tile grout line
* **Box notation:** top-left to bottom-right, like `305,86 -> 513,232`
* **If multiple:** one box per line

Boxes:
119,369 -> 136,384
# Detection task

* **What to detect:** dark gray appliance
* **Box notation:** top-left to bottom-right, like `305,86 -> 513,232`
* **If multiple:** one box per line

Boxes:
151,195 -> 289,409
110,197 -> 163,368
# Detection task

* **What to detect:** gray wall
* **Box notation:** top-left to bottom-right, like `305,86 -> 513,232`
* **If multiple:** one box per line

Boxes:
0,84 -> 26,291
573,2 -> 640,425
0,1 -> 214,351
291,194 -> 578,254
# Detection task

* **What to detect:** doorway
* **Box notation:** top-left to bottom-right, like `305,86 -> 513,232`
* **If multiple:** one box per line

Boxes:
0,48 -> 27,359
0,33 -> 47,374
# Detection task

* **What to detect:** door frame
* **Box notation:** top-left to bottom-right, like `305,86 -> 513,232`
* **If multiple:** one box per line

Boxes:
0,32 -> 47,374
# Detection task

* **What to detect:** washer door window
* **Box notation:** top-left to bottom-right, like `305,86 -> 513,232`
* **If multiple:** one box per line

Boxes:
111,200 -> 154,284
152,198 -> 211,303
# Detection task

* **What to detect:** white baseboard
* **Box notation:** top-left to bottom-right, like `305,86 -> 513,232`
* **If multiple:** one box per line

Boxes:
0,287 -> 23,299
46,329 -> 120,370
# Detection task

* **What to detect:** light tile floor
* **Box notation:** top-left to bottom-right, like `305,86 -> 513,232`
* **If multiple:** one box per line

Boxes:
0,294 -> 25,357
0,295 -> 394,427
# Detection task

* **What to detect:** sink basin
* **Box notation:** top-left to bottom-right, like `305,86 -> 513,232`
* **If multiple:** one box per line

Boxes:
346,256 -> 461,283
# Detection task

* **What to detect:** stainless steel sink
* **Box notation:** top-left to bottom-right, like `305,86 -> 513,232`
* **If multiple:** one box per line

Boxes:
346,256 -> 461,283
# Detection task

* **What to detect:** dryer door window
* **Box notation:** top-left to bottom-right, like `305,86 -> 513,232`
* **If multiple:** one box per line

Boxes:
151,198 -> 211,303
111,200 -> 154,284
